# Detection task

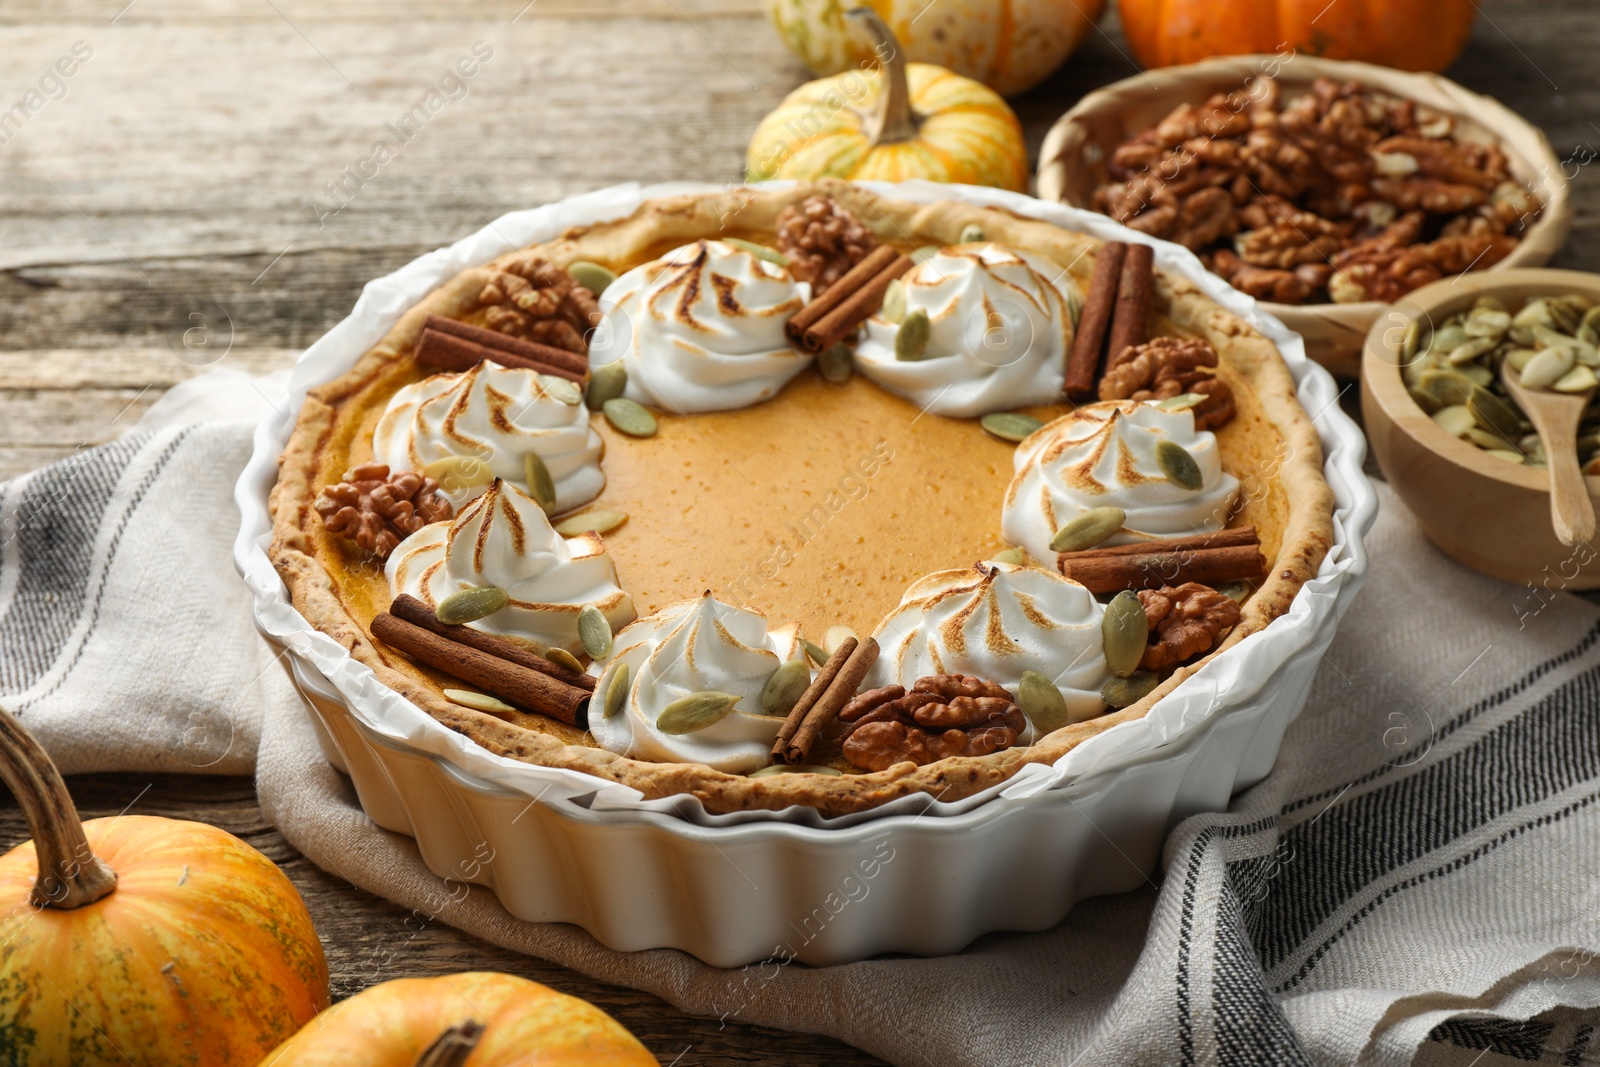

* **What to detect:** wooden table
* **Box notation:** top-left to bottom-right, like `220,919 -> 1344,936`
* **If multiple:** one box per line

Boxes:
0,1 -> 1594,1061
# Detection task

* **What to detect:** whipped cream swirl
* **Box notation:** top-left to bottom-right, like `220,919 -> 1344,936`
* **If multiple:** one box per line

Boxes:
374,362 -> 603,513
855,243 -> 1078,418
386,479 -> 634,650
867,561 -> 1109,736
595,240 -> 811,413
1002,400 -> 1240,562
587,593 -> 801,773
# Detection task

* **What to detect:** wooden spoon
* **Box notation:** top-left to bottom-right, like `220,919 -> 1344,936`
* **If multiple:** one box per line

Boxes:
1501,363 -> 1596,546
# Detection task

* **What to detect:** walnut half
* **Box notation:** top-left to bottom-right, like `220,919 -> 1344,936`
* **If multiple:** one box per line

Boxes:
314,463 -> 452,560
1137,583 -> 1241,671
1098,336 -> 1236,431
839,674 -> 1024,772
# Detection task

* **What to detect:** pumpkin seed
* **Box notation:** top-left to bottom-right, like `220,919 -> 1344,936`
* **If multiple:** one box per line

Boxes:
1465,427 -> 1511,451
748,764 -> 843,778
1535,324 -> 1581,351
799,636 -> 829,667
656,691 -> 741,734
546,647 -> 584,673
1554,365 -> 1599,393
958,223 -> 985,244
991,546 -> 1028,566
1050,506 -> 1126,553
818,342 -> 854,384
824,625 -> 857,654
1156,392 -> 1206,412
567,260 -> 615,296
1458,363 -> 1493,387
1431,405 -> 1476,438
1101,670 -> 1160,709
577,604 -> 613,660
443,689 -> 516,716
895,309 -> 932,361
599,663 -> 629,719
1101,590 -> 1149,678
554,509 -> 628,537
1520,346 -> 1576,389
1485,448 -> 1526,465
602,397 -> 658,437
1217,580 -> 1253,603
1446,337 -> 1496,365
436,585 -> 509,624
1464,309 -> 1512,338
1474,295 -> 1508,313
911,245 -> 941,265
1468,386 -> 1524,436
760,658 -> 811,716
1155,440 -> 1204,490
1399,319 -> 1421,362
537,374 -> 583,405
725,237 -> 790,267
981,411 -> 1044,443
1018,670 -> 1070,733
422,454 -> 493,492
586,362 -> 628,411
1430,324 -> 1467,353
1504,348 -> 1538,373
880,279 -> 907,324
524,452 -> 556,511
1416,369 -> 1478,408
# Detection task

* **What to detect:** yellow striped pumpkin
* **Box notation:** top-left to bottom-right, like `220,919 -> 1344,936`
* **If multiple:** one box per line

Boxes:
0,708 -> 329,1064
747,8 -> 1028,192
762,0 -> 1106,97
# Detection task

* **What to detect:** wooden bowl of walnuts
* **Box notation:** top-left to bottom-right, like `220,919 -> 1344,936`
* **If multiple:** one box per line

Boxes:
1037,55 -> 1571,379
1362,267 -> 1600,590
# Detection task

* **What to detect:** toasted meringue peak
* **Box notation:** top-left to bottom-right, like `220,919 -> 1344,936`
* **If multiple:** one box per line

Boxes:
373,362 -> 603,513
594,239 -> 812,414
1002,399 -> 1239,562
386,479 -> 633,651
866,562 -> 1109,736
854,242 -> 1078,417
587,592 -> 800,773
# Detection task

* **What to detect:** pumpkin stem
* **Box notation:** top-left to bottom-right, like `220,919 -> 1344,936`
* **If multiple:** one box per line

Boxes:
415,1020 -> 485,1067
847,7 -> 921,146
0,705 -> 116,909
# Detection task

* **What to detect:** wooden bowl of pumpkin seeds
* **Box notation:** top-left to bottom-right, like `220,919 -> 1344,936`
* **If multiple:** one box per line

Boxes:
1363,268 -> 1600,587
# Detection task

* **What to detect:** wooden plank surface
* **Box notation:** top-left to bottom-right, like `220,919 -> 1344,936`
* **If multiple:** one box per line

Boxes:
0,0 -> 1594,1061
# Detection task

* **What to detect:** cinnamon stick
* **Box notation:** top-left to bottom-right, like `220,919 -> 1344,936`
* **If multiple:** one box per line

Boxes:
784,637 -> 879,764
785,247 -> 914,354
389,593 -> 595,691
1058,543 -> 1266,594
414,315 -> 588,382
370,612 -> 590,728
1063,241 -> 1126,400
772,638 -> 855,760
1059,526 -> 1258,562
1105,243 -> 1155,370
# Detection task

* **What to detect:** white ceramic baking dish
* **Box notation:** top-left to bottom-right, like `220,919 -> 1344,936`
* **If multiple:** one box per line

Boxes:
235,181 -> 1376,967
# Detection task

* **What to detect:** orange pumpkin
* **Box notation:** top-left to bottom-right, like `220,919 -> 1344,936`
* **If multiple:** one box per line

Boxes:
258,972 -> 659,1066
0,706 -> 329,1064
1118,0 -> 1477,74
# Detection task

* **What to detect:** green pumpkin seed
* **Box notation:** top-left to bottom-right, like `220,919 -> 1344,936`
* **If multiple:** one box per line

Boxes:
1464,309 -> 1511,338
958,223 -> 985,244
911,245 -> 941,265
524,453 -> 556,511
1431,404 -> 1475,438
1485,448 -> 1526,465
603,397 -> 658,437
567,260 -> 616,296
1050,506 -> 1126,553
981,412 -> 1044,443
895,309 -> 932,361
599,663 -> 629,719
656,691 -> 741,734
1101,590 -> 1149,678
436,585 -> 509,624
880,280 -> 907,324
538,374 -> 583,405
554,509 -> 628,537
1468,386 -> 1524,436
748,764 -> 843,777
1465,427 -> 1510,450
818,342 -> 854,384
760,658 -> 811,716
1445,337 -> 1496,365
578,604 -> 613,660
1474,295 -> 1508,313
422,454 -> 493,492
443,689 -> 517,716
1217,580 -> 1252,603
1155,440 -> 1204,490
1399,319 -> 1421,362
1554,365 -> 1599,393
586,362 -> 628,411
1408,386 -> 1443,415
1156,393 -> 1207,412
725,237 -> 790,267
991,546 -> 1028,566
1415,369 -> 1478,410
1504,348 -> 1539,373
1102,670 -> 1160,709
1018,670 -> 1070,733
1458,363 -> 1492,387
799,636 -> 829,667
538,649 -> 578,675
1521,346 -> 1576,390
